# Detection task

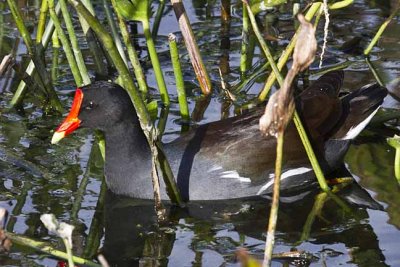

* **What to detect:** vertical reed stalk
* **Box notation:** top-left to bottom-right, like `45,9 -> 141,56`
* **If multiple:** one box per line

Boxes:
240,2 -> 249,73
51,31 -> 60,82
10,3 -> 61,109
170,0 -> 212,95
169,33 -> 189,121
142,19 -> 170,105
111,0 -> 148,94
78,0 -> 108,77
36,0 -> 49,44
152,0 -> 166,40
67,0 -> 183,206
102,0 -> 128,66
7,0 -> 63,112
59,0 -> 90,85
48,0 -> 83,86
263,132 -> 283,266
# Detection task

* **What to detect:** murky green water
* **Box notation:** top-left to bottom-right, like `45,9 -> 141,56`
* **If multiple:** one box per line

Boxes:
1,0 -> 400,266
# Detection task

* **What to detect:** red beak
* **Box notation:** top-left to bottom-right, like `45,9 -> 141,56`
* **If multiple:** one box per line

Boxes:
51,88 -> 83,144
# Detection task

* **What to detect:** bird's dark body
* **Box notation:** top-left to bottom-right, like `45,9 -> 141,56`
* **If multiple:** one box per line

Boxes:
61,71 -> 387,201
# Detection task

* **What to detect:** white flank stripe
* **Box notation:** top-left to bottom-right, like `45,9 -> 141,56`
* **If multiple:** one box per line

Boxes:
220,171 -> 251,183
257,167 -> 312,195
340,107 -> 380,140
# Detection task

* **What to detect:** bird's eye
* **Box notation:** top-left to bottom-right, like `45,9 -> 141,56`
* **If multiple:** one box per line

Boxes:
85,101 -> 95,110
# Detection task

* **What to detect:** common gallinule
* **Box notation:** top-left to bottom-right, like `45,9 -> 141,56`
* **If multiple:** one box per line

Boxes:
51,71 -> 387,201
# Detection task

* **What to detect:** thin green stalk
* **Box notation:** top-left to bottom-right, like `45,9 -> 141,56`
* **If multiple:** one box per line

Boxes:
240,2 -> 249,73
263,132 -> 283,266
364,3 -> 400,55
7,0 -> 63,112
51,31 -> 60,82
152,0 -> 166,40
48,0 -> 83,86
245,1 -> 329,191
77,0 -> 108,77
111,0 -> 148,94
36,0 -> 49,43
258,2 -> 322,101
142,19 -> 170,105
10,3 -> 61,109
365,57 -> 384,86
68,0 -> 183,206
59,0 -> 90,85
169,33 -> 189,121
102,0 -> 128,67
7,233 -> 100,267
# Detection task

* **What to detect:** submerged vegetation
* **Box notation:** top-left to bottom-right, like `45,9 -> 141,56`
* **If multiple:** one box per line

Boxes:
1,0 -> 400,266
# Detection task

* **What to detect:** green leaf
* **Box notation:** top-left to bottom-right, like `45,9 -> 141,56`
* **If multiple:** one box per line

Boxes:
114,0 -> 149,22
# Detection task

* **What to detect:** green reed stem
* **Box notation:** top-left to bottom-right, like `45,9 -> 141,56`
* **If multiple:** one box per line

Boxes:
245,1 -> 329,192
364,3 -> 400,56
10,3 -> 61,109
7,233 -> 100,267
102,0 -> 128,67
169,33 -> 189,121
51,31 -> 60,82
300,192 -> 328,242
142,19 -> 170,105
59,0 -> 90,85
263,132 -> 283,266
365,57 -> 384,86
7,0 -> 63,112
78,0 -> 108,77
48,0 -> 83,86
68,0 -> 183,206
111,0 -> 148,94
240,2 -> 250,73
258,2 -> 322,101
36,0 -> 49,44
153,0 -> 166,40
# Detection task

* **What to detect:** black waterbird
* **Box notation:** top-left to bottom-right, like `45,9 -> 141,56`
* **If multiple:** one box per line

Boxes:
51,71 -> 387,201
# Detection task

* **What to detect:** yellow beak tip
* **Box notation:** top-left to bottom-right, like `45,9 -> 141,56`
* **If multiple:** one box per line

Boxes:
51,131 -> 65,144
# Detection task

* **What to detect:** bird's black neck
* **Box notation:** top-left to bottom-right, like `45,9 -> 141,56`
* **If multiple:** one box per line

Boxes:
103,116 -> 153,198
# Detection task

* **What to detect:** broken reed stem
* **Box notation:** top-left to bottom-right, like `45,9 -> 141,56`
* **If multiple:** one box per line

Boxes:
247,2 -> 328,190
263,132 -> 283,266
364,3 -> 400,56
36,0 -> 49,44
170,0 -> 212,95
6,232 -> 100,267
111,0 -> 148,94
7,0 -> 63,111
48,0 -> 83,86
258,2 -> 321,101
240,2 -> 250,73
59,0 -> 90,85
365,57 -> 384,86
68,0 -> 184,206
169,33 -> 190,121
142,19 -> 170,105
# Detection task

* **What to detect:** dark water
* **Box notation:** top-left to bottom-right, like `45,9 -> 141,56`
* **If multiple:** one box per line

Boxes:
1,0 -> 400,266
